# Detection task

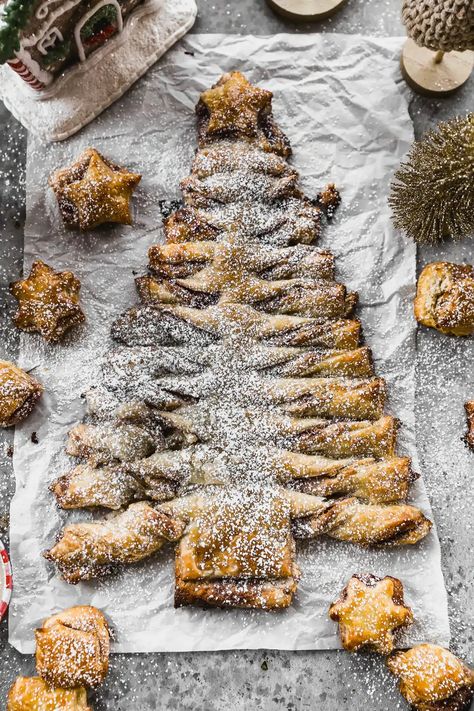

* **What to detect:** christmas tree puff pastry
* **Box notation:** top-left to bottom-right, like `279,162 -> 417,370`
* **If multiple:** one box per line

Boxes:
46,72 -> 432,614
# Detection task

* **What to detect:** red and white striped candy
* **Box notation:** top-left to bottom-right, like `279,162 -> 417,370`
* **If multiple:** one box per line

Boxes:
0,539 -> 12,622
7,58 -> 45,91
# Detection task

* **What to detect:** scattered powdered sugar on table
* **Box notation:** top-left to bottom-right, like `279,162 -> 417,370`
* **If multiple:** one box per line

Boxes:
8,33 -> 451,653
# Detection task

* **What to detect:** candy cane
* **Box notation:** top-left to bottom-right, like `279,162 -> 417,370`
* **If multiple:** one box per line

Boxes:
0,540 -> 12,621
7,58 -> 45,91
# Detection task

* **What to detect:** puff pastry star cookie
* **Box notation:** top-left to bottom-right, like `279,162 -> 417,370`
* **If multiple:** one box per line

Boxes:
0,360 -> 43,428
49,148 -> 141,230
387,644 -> 474,711
414,262 -> 474,336
329,573 -> 413,654
7,677 -> 90,711
200,71 -> 272,138
197,72 -> 291,156
35,605 -> 110,688
10,260 -> 85,342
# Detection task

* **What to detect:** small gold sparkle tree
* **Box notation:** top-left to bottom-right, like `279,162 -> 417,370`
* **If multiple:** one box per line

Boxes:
389,114 -> 474,244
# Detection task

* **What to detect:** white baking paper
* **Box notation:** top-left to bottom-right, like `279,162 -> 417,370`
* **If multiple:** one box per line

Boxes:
9,33 -> 450,653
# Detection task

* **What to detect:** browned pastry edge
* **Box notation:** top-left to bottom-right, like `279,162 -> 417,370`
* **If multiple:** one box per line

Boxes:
422,686 -> 474,711
465,401 -> 474,451
44,503 -> 185,584
148,242 -> 336,282
51,463 -> 179,510
175,575 -> 299,610
5,389 -> 42,427
288,416 -> 399,459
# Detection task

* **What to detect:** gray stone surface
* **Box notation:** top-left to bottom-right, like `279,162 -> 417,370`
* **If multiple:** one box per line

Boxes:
0,0 -> 473,708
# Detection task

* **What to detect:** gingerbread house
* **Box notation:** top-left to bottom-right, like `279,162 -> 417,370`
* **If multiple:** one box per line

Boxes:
0,0 -> 147,90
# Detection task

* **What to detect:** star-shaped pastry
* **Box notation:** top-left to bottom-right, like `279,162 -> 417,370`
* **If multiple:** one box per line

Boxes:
49,148 -> 141,230
10,260 -> 85,342
200,72 -> 272,138
329,574 -> 413,654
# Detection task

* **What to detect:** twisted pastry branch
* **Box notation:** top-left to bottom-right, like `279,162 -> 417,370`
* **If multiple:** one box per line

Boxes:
45,502 -> 185,584
111,303 -> 361,349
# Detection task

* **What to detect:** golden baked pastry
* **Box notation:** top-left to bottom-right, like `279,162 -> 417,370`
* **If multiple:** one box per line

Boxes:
465,401 -> 474,451
138,241 -> 358,319
290,456 -> 415,504
112,301 -> 362,350
157,408 -> 398,460
52,462 -> 178,510
329,574 -> 413,654
45,502 -> 185,583
66,422 -> 156,465
200,72 -> 272,138
0,360 -> 43,428
35,606 -> 110,689
162,487 -> 299,609
163,207 -> 223,245
387,644 -> 474,711
292,497 -> 431,546
414,262 -> 474,336
197,72 -> 291,157
174,576 -> 298,609
163,201 -> 322,246
148,241 -> 336,281
10,260 -> 85,342
101,342 -> 373,381
7,677 -> 90,711
49,148 -> 141,230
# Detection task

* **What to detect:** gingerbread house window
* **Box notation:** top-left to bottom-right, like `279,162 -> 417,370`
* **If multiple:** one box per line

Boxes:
74,0 -> 123,62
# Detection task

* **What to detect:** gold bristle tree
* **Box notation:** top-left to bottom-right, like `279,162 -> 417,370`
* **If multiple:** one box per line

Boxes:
389,114 -> 474,244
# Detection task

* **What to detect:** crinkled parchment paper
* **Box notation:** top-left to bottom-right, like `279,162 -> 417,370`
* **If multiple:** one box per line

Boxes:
9,33 -> 450,653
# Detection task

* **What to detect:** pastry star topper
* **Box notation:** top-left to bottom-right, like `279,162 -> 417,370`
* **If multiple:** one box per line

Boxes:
201,71 -> 272,137
10,260 -> 85,342
49,148 -> 141,231
329,573 -> 413,654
